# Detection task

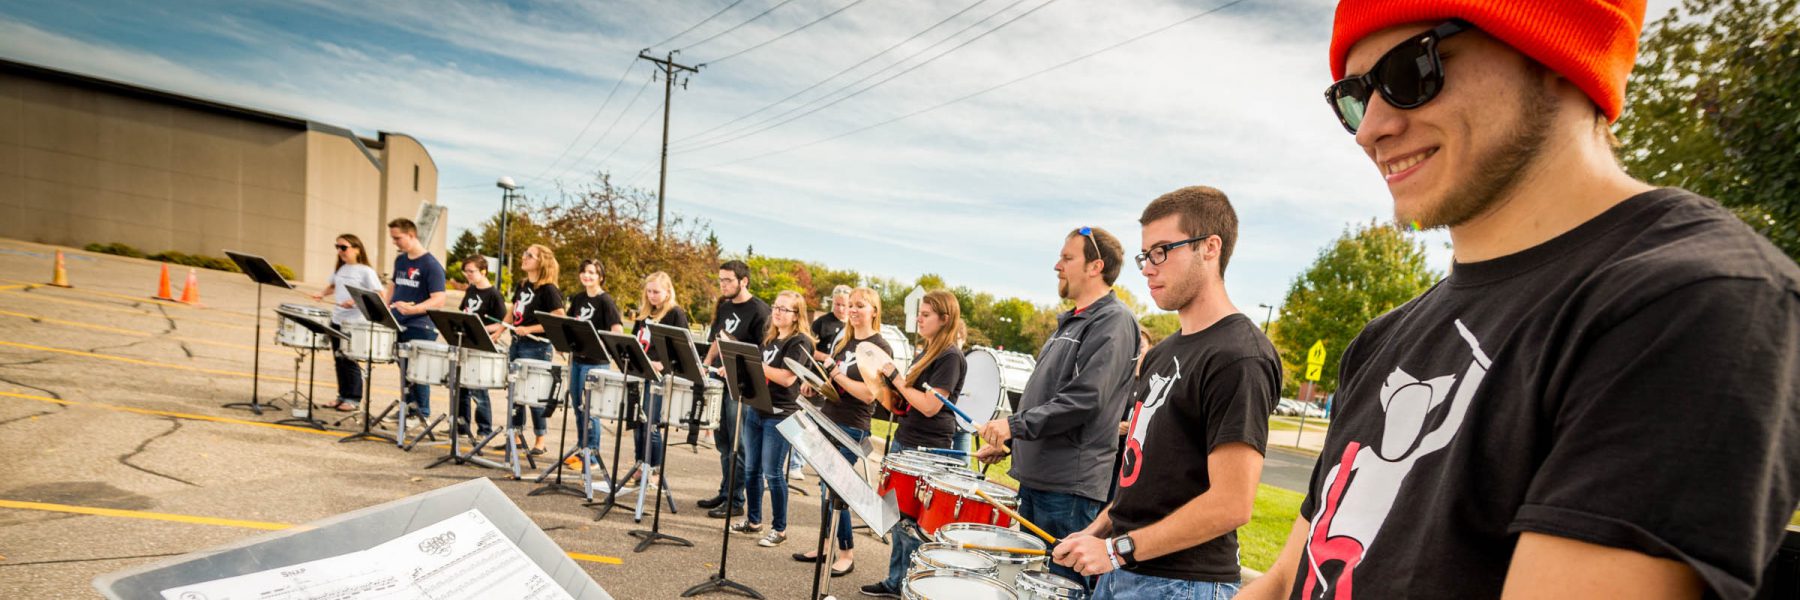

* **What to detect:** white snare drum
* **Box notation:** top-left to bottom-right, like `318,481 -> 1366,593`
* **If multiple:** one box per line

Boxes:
341,322 -> 396,363
457,348 -> 508,389
903,570 -> 1015,600
1014,571 -> 1086,600
274,304 -> 332,349
933,523 -> 1048,591
909,542 -> 1000,579
401,341 -> 453,386
668,377 -> 722,430
584,368 -> 642,420
508,359 -> 557,406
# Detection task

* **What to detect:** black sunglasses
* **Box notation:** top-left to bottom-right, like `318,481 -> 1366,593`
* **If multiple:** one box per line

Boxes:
1324,19 -> 1470,134
334,244 -> 350,251
1135,234 -> 1213,270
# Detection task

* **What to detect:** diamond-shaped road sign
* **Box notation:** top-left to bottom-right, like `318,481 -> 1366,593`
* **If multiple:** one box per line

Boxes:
1305,340 -> 1326,382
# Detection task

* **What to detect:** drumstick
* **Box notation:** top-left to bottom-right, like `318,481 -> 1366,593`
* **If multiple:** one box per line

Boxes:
974,488 -> 1058,545
481,314 -> 549,343
881,369 -> 977,426
955,542 -> 1047,556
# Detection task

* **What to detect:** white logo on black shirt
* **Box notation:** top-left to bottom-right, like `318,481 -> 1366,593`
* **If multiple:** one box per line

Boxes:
575,304 -> 595,322
465,295 -> 482,314
513,288 -> 535,322
725,313 -> 741,335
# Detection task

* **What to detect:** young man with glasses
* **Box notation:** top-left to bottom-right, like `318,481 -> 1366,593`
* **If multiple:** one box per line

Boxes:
1053,186 -> 1279,599
1242,2 -> 1800,598
455,255 -> 505,439
973,226 -> 1141,589
697,259 -> 770,518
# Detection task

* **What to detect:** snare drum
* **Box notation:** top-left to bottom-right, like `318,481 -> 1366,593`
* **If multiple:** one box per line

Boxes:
878,454 -> 945,519
274,304 -> 331,349
909,542 -> 1000,579
401,341 -> 454,386
933,523 -> 1048,590
508,359 -> 557,406
1014,571 -> 1086,600
919,472 -> 1019,535
902,449 -> 971,472
583,369 -> 642,420
457,348 -> 509,389
667,377 -> 723,430
341,322 -> 396,363
902,570 -> 1015,600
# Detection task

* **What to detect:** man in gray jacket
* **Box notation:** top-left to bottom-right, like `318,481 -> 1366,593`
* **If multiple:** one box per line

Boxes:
977,226 -> 1140,588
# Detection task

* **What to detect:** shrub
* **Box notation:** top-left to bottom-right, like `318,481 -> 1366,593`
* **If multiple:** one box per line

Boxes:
89,242 -> 296,280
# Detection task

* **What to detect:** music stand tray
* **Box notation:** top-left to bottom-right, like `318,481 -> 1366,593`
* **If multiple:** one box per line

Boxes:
337,285 -> 401,445
221,250 -> 293,416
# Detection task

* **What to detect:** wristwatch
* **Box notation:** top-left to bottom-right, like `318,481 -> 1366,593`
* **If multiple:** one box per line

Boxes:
1111,534 -> 1139,568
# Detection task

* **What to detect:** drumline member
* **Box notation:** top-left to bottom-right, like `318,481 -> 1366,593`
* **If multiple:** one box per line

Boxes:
620,271 -> 689,491
455,255 -> 506,437
1242,2 -> 1800,598
862,290 -> 968,599
310,234 -> 382,412
1054,187 -> 1280,599
974,226 -> 1140,588
728,290 -> 815,548
507,244 -> 565,456
697,260 -> 770,518
792,286 -> 889,575
811,284 -> 852,361
564,259 -> 625,470
384,218 -> 447,421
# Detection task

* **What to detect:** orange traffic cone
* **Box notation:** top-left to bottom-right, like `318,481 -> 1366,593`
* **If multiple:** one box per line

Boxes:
153,264 -> 176,301
179,268 -> 201,305
50,250 -> 71,287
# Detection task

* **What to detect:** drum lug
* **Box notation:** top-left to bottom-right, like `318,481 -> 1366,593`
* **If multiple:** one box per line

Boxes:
917,482 -> 930,508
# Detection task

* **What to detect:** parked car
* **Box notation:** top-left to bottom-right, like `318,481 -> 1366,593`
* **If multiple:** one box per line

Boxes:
1275,399 -> 1304,416
1301,403 -> 1328,419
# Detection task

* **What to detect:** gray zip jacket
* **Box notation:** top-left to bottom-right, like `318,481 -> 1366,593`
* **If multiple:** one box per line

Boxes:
1006,291 -> 1140,501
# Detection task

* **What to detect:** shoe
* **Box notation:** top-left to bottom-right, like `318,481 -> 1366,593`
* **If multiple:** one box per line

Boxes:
563,455 -> 582,469
859,583 -> 900,598
730,520 -> 763,534
792,551 -> 822,563
696,495 -> 726,509
788,468 -> 805,480
831,562 -> 854,578
593,481 -> 613,495
335,402 -> 356,412
708,505 -> 744,519
757,530 -> 787,547
529,447 -> 547,456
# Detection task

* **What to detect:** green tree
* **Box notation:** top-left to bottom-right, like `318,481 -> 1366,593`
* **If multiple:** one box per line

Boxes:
1616,0 -> 1800,260
1139,313 -> 1181,343
1274,221 -> 1440,396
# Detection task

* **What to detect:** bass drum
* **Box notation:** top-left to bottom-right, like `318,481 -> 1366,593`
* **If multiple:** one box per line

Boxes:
991,348 -> 1036,414
958,349 -> 1005,425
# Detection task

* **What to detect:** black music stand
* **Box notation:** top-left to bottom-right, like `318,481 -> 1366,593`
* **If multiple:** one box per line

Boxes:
271,313 -> 345,430
222,250 -> 291,416
683,339 -> 771,599
418,310 -> 505,470
584,331 -> 650,522
778,407 -> 902,600
668,338 -> 716,453
624,324 -> 700,550
532,313 -> 607,500
338,285 -> 400,445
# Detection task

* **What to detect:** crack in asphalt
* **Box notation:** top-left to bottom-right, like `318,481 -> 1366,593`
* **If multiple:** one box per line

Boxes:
0,373 -> 63,400
118,417 -> 200,487
0,358 -> 50,368
0,551 -> 184,567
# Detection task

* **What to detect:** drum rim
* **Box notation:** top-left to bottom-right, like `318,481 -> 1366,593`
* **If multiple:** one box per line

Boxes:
914,544 -> 1001,571
902,570 -> 1014,599
924,472 -> 1018,502
933,523 -> 1047,556
1014,570 -> 1085,595
882,455 -> 948,476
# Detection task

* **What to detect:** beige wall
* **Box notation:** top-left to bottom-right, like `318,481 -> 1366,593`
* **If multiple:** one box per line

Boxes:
371,132 -> 445,277
302,130 -> 382,284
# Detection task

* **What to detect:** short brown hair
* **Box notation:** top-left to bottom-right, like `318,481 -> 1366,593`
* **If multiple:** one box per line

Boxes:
1140,186 -> 1238,278
1067,226 -> 1125,286
387,218 -> 418,235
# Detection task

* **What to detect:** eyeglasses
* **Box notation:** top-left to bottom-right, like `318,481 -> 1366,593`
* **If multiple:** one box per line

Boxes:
1077,227 -> 1101,262
1324,20 -> 1469,134
334,244 -> 350,251
1135,234 -> 1213,270
773,306 -> 798,315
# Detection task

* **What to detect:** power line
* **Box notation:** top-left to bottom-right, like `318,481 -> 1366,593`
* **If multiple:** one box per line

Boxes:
548,71 -> 657,183
678,0 -> 801,52
670,0 -> 992,146
683,0 -> 1253,172
700,0 -> 875,66
581,93 -> 665,181
647,0 -> 749,49
675,0 -> 1058,155
524,59 -> 641,185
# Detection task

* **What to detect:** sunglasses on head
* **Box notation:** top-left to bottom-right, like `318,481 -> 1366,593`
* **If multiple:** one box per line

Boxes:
1077,226 -> 1101,262
1324,19 -> 1470,134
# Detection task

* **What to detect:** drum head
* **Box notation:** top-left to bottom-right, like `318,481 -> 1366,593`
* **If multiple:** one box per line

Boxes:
958,350 -> 1003,423
905,571 -> 1014,600
1015,571 -> 1086,598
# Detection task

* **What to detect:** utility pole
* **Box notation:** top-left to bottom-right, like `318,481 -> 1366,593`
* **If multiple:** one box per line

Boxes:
638,50 -> 699,243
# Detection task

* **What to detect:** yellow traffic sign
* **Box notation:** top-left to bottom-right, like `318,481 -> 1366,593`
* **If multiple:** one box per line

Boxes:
1305,363 -> 1323,381
1307,341 -> 1326,367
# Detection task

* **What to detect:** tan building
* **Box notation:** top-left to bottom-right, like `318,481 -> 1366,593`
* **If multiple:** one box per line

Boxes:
0,58 -> 445,284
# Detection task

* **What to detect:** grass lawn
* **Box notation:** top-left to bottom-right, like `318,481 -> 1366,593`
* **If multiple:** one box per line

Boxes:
1792,510 -> 1800,527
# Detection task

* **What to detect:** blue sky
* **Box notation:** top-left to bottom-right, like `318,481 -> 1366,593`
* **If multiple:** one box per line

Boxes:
0,0 -> 1677,315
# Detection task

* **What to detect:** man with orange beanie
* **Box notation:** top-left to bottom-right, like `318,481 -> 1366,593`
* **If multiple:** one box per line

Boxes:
1240,2 -> 1800,599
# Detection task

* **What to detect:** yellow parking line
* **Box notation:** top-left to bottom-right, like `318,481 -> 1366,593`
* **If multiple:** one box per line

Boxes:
0,340 -> 401,398
0,284 -> 27,292
0,499 -> 624,565
0,309 -> 260,352
0,390 -> 349,437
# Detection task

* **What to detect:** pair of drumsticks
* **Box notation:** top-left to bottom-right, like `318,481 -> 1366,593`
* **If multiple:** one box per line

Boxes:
929,488 -> 1059,557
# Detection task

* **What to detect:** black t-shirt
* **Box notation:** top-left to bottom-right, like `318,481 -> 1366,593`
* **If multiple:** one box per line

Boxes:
894,346 -> 966,450
760,334 -> 814,416
1289,190 -> 1800,599
509,282 -> 563,329
812,312 -> 845,354
708,296 -> 770,363
460,285 -> 506,328
820,332 -> 892,432
566,290 -> 623,364
1110,314 -> 1279,582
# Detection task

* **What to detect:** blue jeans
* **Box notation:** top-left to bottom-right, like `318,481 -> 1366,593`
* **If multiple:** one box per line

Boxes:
821,425 -> 868,550
742,409 -> 791,531
397,326 -> 438,417
508,338 -> 552,436
1093,568 -> 1239,600
569,361 -> 606,452
634,382 -> 664,466
715,384 -> 746,506
456,388 -> 493,436
1018,485 -> 1105,589
328,328 -> 362,406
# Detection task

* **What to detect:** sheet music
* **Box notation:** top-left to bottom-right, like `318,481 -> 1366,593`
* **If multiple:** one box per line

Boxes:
778,414 -> 900,537
159,510 -> 573,600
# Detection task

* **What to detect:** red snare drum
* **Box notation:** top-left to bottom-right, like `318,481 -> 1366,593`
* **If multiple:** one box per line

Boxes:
918,472 -> 1020,535
878,454 -> 942,519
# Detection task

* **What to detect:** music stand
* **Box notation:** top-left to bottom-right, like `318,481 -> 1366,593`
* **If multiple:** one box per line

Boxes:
532,313 -> 608,500
418,310 -> 505,470
271,312 -> 345,430
338,285 -> 401,445
683,339 -> 772,599
221,250 -> 291,416
580,332 -> 648,521
624,324 -> 701,551
779,410 -> 902,600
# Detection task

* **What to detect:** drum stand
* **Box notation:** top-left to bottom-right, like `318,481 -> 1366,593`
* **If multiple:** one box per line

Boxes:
586,387 -> 637,520
272,345 -> 326,430
628,379 -> 690,552
337,346 -> 398,445
530,364 -> 589,499
503,400 -> 541,479
424,327 -> 507,470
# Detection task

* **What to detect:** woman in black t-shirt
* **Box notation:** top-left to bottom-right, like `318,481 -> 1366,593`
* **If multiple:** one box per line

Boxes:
619,271 -> 689,491
791,287 -> 888,572
565,259 -> 624,471
508,243 -> 564,455
730,290 -> 814,549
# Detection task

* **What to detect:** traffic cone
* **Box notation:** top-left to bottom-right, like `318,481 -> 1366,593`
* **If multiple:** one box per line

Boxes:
49,250 -> 71,287
152,264 -> 176,301
179,268 -> 202,306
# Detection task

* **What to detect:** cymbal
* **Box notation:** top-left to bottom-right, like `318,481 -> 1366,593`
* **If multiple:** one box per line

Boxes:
855,342 -> 901,403
785,357 -> 840,402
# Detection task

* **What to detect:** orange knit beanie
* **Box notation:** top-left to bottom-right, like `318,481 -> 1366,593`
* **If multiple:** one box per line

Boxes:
1330,1 -> 1647,121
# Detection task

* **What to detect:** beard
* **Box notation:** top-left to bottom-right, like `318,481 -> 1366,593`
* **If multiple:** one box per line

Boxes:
1406,84 -> 1559,229
1152,258 -> 1208,312
1057,277 -> 1071,300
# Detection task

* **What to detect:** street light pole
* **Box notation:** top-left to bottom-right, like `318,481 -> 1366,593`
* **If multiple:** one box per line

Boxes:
496,177 -> 521,294
1258,303 -> 1275,332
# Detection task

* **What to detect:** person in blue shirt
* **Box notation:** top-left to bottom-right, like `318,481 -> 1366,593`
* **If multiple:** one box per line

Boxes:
383,218 -> 445,420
